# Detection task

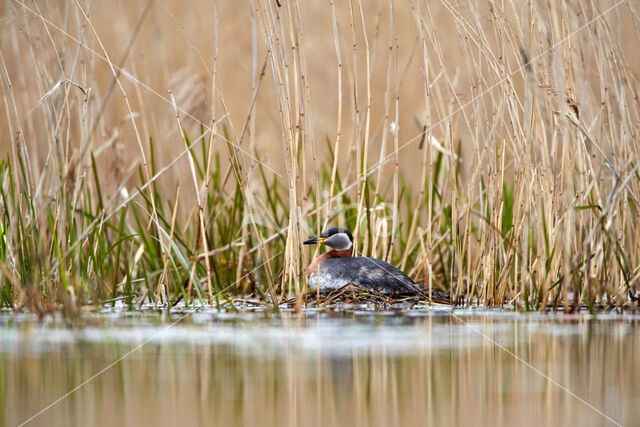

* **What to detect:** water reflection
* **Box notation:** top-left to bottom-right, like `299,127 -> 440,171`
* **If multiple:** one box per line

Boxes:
1,310 -> 638,426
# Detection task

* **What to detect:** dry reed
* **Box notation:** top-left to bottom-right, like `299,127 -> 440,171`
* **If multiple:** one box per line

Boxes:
0,0 -> 638,314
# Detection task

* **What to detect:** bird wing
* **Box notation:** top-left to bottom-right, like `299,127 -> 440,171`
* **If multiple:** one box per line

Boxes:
320,257 -> 422,295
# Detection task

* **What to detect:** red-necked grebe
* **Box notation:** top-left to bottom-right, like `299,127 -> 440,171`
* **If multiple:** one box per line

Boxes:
304,227 -> 443,298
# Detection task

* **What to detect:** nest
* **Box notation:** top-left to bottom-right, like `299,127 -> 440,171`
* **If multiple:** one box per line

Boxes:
298,284 -> 455,310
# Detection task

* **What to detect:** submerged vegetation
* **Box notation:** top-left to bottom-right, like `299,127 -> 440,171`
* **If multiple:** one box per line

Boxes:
0,0 -> 638,314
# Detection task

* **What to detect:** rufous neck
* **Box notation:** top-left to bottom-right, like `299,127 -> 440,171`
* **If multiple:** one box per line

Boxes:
327,248 -> 353,258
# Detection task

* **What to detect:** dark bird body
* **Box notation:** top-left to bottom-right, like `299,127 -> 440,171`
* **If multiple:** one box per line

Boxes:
308,254 -> 423,295
304,227 -> 449,302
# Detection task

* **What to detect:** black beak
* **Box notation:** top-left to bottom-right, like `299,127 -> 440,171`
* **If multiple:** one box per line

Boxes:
303,236 -> 325,245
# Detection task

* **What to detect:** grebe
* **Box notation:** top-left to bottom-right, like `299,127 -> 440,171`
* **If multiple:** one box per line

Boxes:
304,227 -> 445,298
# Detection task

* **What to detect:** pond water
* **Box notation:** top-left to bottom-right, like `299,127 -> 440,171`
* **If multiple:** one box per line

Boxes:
1,308 -> 638,427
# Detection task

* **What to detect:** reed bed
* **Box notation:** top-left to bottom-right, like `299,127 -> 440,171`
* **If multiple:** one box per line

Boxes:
0,0 -> 638,314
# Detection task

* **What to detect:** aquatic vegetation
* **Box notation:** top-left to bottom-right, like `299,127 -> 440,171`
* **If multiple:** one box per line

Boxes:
0,0 -> 638,314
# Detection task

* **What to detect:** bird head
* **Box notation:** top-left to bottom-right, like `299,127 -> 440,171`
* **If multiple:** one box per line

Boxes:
303,227 -> 353,251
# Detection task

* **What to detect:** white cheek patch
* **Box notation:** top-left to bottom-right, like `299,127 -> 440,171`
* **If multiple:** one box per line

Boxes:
326,232 -> 352,251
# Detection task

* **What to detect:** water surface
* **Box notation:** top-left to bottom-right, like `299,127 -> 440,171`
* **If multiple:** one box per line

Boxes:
1,308 -> 638,426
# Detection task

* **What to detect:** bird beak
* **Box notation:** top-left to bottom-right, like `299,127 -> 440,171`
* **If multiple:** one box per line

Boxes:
303,236 -> 326,245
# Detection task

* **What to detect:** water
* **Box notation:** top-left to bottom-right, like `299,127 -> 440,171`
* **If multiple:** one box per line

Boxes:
1,308 -> 639,427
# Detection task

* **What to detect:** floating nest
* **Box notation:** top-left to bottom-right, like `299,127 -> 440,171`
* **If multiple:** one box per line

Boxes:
295,284 -> 457,310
